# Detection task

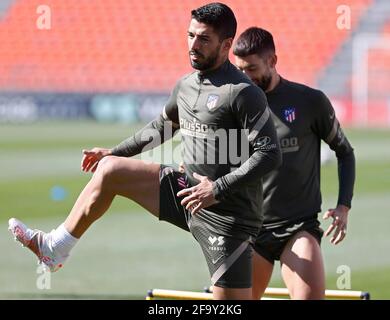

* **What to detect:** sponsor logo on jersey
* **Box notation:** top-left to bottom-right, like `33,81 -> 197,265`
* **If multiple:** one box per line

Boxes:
180,117 -> 211,133
208,236 -> 225,246
256,136 -> 271,148
254,136 -> 277,151
206,94 -> 220,111
283,107 -> 296,123
208,235 -> 226,252
280,137 -> 299,153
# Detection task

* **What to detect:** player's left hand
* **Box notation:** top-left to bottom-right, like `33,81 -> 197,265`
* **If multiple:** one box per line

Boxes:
323,204 -> 350,245
177,172 -> 218,215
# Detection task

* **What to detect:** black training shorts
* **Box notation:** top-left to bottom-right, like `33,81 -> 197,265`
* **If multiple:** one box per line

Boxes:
254,215 -> 324,264
159,165 -> 254,288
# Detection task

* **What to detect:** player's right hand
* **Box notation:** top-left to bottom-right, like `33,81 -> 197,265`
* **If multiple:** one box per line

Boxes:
81,147 -> 112,173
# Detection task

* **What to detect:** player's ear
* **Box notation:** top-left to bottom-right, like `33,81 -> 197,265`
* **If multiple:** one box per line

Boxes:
270,54 -> 277,68
222,37 -> 233,51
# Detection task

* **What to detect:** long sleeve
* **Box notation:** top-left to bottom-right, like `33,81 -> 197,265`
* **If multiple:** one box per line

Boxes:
111,83 -> 180,157
213,85 -> 282,201
313,91 -> 356,208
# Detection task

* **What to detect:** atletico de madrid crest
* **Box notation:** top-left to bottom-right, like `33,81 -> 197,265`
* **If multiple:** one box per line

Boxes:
283,107 -> 296,123
206,94 -> 219,111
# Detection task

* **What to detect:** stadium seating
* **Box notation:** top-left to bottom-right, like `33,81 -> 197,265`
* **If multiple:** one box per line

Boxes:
363,21 -> 390,125
367,22 -> 390,98
0,0 -> 372,93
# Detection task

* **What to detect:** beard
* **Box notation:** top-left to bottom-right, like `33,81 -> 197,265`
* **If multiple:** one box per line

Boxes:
189,44 -> 221,71
256,74 -> 272,92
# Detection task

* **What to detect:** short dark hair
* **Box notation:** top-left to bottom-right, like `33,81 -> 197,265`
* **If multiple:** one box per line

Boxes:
233,27 -> 276,57
191,2 -> 237,40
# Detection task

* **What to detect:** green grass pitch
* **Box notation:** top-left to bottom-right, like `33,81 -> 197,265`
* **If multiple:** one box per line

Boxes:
0,121 -> 389,299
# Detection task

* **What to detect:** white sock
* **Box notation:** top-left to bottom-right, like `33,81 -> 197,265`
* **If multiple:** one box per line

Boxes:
48,224 -> 78,257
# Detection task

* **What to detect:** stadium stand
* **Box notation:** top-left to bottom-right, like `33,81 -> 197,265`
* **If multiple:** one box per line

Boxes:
367,21 -> 390,98
1,0 -> 389,126
0,0 -> 372,93
364,21 -> 390,125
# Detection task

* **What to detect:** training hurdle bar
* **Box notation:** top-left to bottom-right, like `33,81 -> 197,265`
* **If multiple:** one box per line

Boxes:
146,289 -> 285,300
146,287 -> 370,300
146,289 -> 213,300
204,286 -> 370,300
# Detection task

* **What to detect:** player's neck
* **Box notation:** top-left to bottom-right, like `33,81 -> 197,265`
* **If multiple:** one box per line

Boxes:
199,56 -> 229,75
265,73 -> 281,93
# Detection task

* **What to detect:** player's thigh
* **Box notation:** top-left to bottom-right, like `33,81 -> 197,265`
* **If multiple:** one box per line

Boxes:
209,240 -> 253,296
252,251 -> 274,300
190,214 -> 254,298
280,231 -> 325,299
212,286 -> 252,300
97,156 -> 160,217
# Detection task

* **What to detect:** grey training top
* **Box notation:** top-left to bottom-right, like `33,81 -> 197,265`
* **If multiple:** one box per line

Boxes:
262,77 -> 355,227
112,60 -> 281,233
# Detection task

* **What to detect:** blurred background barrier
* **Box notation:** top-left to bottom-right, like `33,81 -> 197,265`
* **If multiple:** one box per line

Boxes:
0,0 -> 389,126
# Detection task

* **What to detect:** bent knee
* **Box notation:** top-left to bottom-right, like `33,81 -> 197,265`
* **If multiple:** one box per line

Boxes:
95,156 -> 136,181
96,156 -> 148,179
96,156 -> 118,176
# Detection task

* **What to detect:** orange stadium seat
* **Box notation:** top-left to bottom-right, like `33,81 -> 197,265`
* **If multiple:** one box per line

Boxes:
367,23 -> 390,99
0,0 -> 372,92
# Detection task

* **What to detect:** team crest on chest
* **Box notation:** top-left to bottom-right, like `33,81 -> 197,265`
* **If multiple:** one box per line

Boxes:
283,107 -> 296,123
206,94 -> 220,111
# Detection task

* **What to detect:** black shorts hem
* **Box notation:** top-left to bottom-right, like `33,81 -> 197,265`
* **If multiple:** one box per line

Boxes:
213,281 -> 252,289
253,247 -> 275,265
254,217 -> 323,263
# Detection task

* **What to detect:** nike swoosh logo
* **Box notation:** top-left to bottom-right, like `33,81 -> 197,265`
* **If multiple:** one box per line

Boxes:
272,231 -> 292,238
272,222 -> 305,238
285,222 -> 304,232
211,255 -> 224,264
